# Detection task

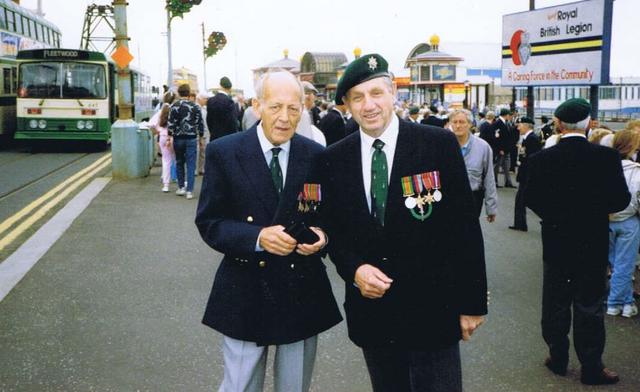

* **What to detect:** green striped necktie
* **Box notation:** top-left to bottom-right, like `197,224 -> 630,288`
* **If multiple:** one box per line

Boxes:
270,147 -> 283,195
371,139 -> 388,225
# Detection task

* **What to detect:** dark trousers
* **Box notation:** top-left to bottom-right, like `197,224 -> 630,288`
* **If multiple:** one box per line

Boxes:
513,186 -> 527,229
472,189 -> 485,218
362,343 -> 462,392
541,260 -> 607,372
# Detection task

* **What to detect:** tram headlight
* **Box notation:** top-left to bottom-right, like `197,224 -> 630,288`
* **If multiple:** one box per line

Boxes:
37,120 -> 47,129
29,120 -> 38,129
77,120 -> 85,130
85,120 -> 94,130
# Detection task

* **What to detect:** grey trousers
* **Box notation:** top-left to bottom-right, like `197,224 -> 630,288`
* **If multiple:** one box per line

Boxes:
494,152 -> 513,186
218,335 -> 318,392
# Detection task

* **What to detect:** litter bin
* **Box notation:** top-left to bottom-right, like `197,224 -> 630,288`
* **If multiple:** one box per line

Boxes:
111,119 -> 150,179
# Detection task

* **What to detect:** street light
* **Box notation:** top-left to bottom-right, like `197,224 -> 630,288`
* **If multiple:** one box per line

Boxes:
463,80 -> 470,109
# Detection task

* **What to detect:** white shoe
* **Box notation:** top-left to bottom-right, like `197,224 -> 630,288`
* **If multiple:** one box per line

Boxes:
622,304 -> 638,318
606,306 -> 622,316
186,192 -> 194,200
162,185 -> 169,193
176,188 -> 186,196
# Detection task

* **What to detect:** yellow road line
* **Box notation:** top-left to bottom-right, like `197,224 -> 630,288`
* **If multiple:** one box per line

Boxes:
0,153 -> 111,237
0,158 -> 112,252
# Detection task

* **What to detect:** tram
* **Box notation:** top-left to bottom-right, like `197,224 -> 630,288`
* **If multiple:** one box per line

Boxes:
14,48 -> 153,146
514,80 -> 640,119
0,0 -> 61,138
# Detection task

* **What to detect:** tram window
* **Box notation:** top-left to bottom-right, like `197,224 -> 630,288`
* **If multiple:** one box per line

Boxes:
2,68 -> 10,94
566,88 -> 575,99
6,10 -> 15,32
38,24 -> 44,42
15,13 -> 22,34
22,16 -> 29,36
12,67 -> 17,93
29,19 -> 35,38
0,7 -> 6,30
46,28 -> 51,44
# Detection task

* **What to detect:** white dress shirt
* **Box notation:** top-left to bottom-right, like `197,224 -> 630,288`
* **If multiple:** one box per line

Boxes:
257,123 -> 290,186
359,115 -> 399,211
255,124 -> 291,251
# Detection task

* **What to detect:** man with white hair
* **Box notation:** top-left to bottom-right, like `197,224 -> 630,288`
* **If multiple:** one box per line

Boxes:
525,98 -> 630,386
196,70 -> 341,392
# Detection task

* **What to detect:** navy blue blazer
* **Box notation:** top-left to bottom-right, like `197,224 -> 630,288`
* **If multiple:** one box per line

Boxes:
206,93 -> 239,140
195,126 -> 341,345
318,120 -> 488,349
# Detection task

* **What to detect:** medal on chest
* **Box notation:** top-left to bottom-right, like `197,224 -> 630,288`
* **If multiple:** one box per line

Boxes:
401,171 -> 442,221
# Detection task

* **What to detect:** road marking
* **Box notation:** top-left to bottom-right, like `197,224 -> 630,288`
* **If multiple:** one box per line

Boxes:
0,177 -> 111,302
0,153 -> 111,238
0,157 -> 111,252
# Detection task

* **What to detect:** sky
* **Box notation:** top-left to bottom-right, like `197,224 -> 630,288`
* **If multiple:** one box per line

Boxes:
17,0 -> 640,96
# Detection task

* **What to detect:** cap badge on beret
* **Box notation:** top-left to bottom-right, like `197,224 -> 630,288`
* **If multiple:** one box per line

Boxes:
368,56 -> 378,71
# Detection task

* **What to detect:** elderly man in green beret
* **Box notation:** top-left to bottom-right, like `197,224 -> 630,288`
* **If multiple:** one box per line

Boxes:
525,98 -> 630,385
317,53 -> 487,392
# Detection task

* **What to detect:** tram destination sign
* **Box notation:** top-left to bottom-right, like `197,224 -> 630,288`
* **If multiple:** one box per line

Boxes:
501,0 -> 613,86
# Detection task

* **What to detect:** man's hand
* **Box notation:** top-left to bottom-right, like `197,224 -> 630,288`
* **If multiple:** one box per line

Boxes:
486,214 -> 496,223
258,225 -> 297,256
354,264 -> 393,299
460,315 -> 485,341
296,227 -> 326,256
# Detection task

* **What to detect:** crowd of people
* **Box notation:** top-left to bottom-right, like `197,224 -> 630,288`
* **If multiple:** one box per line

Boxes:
144,54 -> 640,391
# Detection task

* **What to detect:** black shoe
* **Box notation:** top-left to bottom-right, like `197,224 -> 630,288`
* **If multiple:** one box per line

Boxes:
505,184 -> 517,188
581,368 -> 619,385
509,226 -> 528,232
544,357 -> 567,376
496,185 -> 504,188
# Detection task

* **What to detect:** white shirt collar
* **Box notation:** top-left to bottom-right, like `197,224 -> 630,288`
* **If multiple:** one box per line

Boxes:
218,90 -> 229,96
523,130 -> 534,139
257,123 -> 291,154
360,115 -> 400,152
560,133 -> 587,139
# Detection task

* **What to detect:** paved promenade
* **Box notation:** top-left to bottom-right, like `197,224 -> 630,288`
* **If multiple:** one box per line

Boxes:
1,165 -> 639,391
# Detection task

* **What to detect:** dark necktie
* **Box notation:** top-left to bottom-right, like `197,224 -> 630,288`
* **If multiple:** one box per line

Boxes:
270,147 -> 283,195
371,139 -> 388,225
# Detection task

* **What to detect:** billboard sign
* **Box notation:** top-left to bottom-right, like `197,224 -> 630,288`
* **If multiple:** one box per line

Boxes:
501,0 -> 613,86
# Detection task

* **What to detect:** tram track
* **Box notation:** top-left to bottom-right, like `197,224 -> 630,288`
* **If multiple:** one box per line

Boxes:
0,153 -> 92,201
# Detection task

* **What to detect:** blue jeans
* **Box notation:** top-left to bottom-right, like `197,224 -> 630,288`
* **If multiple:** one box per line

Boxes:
608,216 -> 640,307
173,137 -> 197,192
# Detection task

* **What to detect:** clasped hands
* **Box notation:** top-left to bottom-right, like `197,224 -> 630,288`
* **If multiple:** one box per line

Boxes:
258,225 -> 325,256
354,263 -> 485,341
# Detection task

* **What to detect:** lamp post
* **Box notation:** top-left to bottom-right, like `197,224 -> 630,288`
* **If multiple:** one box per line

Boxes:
463,80 -> 470,109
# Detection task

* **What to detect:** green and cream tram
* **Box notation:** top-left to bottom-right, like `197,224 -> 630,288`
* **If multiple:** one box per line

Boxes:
15,48 -> 153,145
0,0 -> 61,138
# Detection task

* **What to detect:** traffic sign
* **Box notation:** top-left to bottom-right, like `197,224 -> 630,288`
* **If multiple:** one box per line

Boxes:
111,45 -> 133,69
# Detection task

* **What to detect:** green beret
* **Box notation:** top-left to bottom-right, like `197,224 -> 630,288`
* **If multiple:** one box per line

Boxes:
518,116 -> 534,125
499,108 -> 511,116
220,76 -> 232,89
409,106 -> 419,115
335,53 -> 390,104
554,98 -> 591,123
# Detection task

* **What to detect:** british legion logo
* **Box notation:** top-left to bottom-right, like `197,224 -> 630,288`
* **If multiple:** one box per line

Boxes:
401,171 -> 442,221
368,56 -> 378,71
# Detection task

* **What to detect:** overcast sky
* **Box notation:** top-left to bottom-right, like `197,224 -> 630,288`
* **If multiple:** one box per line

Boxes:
18,0 -> 640,96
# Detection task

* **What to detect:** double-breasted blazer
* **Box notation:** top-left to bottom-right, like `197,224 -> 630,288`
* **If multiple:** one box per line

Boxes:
195,126 -> 342,346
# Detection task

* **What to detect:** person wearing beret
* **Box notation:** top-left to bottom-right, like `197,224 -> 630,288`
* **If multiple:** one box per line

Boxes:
420,106 -> 446,128
407,106 -> 420,123
207,76 -> 240,141
196,71 -> 341,392
492,108 -> 515,188
317,53 -> 487,392
525,98 -> 630,385
509,116 -> 541,232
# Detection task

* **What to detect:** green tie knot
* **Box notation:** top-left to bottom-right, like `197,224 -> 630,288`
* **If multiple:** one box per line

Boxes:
373,139 -> 385,151
272,147 -> 282,157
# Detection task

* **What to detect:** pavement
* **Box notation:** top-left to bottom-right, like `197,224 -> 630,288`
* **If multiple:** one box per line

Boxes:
1,164 -> 639,392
